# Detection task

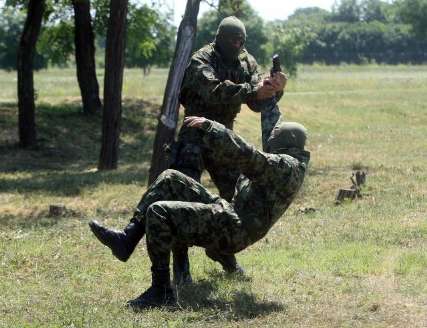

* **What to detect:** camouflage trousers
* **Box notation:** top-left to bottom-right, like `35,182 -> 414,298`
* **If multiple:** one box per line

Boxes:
171,125 -> 240,201
135,169 -> 249,270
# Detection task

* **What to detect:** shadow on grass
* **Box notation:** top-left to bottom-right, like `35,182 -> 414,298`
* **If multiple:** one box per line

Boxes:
176,275 -> 285,320
0,166 -> 150,196
0,99 -> 160,195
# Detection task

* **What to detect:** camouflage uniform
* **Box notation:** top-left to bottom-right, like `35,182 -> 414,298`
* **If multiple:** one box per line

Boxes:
139,120 -> 310,270
174,43 -> 282,200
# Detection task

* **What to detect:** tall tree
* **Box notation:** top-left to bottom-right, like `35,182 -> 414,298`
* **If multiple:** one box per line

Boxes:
148,0 -> 201,183
98,0 -> 128,170
17,0 -> 45,148
72,0 -> 102,115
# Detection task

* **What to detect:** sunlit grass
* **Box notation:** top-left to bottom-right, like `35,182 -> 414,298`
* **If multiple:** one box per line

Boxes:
0,65 -> 426,327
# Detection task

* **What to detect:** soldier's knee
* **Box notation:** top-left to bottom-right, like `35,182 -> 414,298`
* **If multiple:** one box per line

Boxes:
146,202 -> 165,220
145,203 -> 169,234
156,169 -> 180,184
160,169 -> 183,180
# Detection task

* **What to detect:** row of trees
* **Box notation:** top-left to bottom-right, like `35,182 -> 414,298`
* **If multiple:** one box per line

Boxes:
2,0 -> 427,179
0,1 -> 175,71
5,0 -> 201,176
268,0 -> 427,68
193,0 -> 427,73
2,0 -> 427,73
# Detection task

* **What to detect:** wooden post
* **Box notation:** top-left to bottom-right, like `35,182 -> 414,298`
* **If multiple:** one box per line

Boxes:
148,0 -> 201,184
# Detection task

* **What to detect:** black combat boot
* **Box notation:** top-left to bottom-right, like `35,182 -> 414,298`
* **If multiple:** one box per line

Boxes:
89,214 -> 145,262
205,249 -> 245,274
127,267 -> 176,310
173,246 -> 193,285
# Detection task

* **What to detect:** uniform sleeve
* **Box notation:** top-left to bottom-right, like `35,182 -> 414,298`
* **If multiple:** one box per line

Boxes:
185,58 -> 258,105
261,104 -> 282,151
200,120 -> 292,180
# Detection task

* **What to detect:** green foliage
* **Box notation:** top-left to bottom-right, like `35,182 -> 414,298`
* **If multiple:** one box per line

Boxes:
0,7 -> 24,70
397,0 -> 427,37
193,10 -> 218,50
0,6 -> 48,70
270,0 -> 427,66
300,20 -> 427,64
288,7 -> 332,22
38,20 -> 74,67
126,4 -> 176,69
332,0 -> 362,22
360,0 -> 388,22
1,0 -> 427,71
265,21 -> 316,75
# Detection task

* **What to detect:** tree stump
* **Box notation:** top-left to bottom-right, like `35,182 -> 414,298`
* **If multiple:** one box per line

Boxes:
49,204 -> 66,217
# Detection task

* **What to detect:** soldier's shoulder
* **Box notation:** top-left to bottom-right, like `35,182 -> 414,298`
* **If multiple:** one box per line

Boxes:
192,43 -> 215,63
263,153 -> 301,173
239,49 -> 258,69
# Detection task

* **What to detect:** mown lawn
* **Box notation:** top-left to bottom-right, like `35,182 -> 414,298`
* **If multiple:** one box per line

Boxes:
0,65 -> 426,327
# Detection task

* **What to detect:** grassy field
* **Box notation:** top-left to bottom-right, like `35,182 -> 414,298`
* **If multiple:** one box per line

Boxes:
0,65 -> 426,327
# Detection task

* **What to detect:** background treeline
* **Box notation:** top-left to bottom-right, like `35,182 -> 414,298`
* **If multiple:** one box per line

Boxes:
0,0 -> 176,71
1,0 -> 427,74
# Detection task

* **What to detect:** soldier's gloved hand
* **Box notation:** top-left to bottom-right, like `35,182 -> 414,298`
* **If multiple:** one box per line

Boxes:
184,116 -> 207,129
256,80 -> 276,100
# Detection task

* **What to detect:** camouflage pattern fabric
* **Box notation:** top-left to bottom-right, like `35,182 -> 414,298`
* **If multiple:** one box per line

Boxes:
174,42 -> 283,200
138,120 -> 310,270
179,43 -> 262,125
170,40 -> 285,271
171,126 -> 240,201
261,99 -> 282,151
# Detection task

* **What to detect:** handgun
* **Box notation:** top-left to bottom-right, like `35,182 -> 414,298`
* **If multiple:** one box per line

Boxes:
270,54 -> 282,76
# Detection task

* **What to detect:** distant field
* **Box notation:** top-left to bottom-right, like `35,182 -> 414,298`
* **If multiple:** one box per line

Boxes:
0,65 -> 426,327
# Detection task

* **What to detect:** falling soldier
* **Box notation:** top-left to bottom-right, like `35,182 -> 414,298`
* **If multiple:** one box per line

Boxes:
89,113 -> 310,310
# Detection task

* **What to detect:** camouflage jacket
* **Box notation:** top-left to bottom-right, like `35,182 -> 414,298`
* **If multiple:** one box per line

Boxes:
180,43 -> 274,127
200,120 -> 310,246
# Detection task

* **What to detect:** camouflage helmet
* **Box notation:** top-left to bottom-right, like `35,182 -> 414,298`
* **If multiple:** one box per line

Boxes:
267,122 -> 307,153
215,16 -> 246,62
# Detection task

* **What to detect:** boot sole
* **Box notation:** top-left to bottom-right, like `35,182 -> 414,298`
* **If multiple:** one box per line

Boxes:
126,299 -> 177,311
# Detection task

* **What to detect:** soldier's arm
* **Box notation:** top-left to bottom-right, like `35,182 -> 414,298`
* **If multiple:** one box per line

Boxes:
245,59 -> 285,112
246,57 -> 273,113
189,118 -> 292,180
261,107 -> 282,151
188,58 -> 258,105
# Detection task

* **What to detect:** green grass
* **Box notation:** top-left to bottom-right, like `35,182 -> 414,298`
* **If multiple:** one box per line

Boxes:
0,65 -> 426,327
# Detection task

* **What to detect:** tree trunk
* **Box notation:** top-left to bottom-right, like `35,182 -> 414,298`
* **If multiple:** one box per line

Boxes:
98,0 -> 128,170
17,0 -> 45,148
72,0 -> 102,115
148,0 -> 201,184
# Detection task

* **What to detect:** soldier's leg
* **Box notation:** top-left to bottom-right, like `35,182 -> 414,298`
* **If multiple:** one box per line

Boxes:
89,170 -> 219,263
137,169 -> 217,285
126,202 -> 176,309
169,128 -> 206,284
127,199 -> 246,310
204,155 -> 244,274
